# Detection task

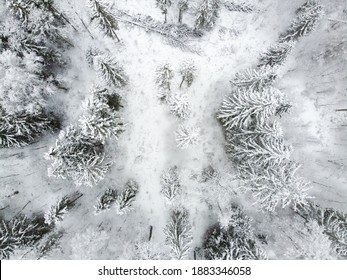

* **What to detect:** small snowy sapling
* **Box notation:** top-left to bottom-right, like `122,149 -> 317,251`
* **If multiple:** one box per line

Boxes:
175,125 -> 200,149
114,180 -> 139,215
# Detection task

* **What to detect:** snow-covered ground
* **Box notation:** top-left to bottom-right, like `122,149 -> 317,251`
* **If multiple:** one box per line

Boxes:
0,0 -> 346,260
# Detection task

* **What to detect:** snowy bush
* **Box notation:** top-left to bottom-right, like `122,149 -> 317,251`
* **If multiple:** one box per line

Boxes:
114,180 -> 139,215
258,41 -> 295,68
168,93 -> 191,119
45,125 -> 112,187
203,206 -> 265,260
88,0 -> 120,41
44,192 -> 82,226
132,241 -> 167,260
94,188 -> 118,214
175,125 -> 200,149
217,87 -> 285,130
164,208 -> 193,260
160,166 -> 182,203
279,0 -> 324,43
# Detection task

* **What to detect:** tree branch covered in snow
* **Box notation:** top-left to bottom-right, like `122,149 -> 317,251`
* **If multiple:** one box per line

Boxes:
175,125 -> 200,149
114,180 -> 139,215
94,188 -> 118,214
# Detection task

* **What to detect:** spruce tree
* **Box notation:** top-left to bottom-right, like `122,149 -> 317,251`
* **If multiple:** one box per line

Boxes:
203,206 -> 265,260
258,41 -> 295,68
156,0 -> 172,23
179,60 -> 196,88
194,0 -> 219,30
217,87 -> 285,130
93,52 -> 128,88
160,166 -> 181,203
44,192 -> 82,226
164,208 -> 193,260
89,0 -> 120,41
94,188 -> 118,214
231,66 -> 277,92
175,125 -> 200,149
279,0 -> 323,43
238,161 -> 310,212
45,125 -> 112,187
114,180 -> 139,215
168,93 -> 191,119
155,63 -> 174,100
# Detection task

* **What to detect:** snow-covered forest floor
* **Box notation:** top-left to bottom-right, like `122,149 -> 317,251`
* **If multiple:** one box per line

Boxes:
0,0 -> 346,260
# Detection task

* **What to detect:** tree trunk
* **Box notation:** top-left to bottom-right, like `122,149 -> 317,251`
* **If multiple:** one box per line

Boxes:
164,12 -> 167,23
148,225 -> 153,241
178,9 -> 183,23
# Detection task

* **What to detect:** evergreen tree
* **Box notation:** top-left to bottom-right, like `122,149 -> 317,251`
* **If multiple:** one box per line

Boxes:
79,88 -> 125,142
164,208 -> 193,260
203,206 -> 265,260
179,60 -> 196,88
217,87 -> 285,130
132,241 -> 167,260
177,0 -> 189,24
89,0 -> 120,41
114,180 -> 139,215
44,192 -> 82,226
155,63 -> 174,100
279,0 -> 323,43
156,0 -> 172,23
238,161 -> 311,212
231,66 -> 277,92
0,214 -> 50,259
168,93 -> 191,119
160,166 -> 181,203
93,52 -> 128,88
175,125 -> 200,149
94,188 -> 118,214
194,0 -> 219,30
45,125 -> 112,187
223,1 -> 255,13
296,203 -> 347,257
5,0 -> 31,23
258,41 -> 295,68
229,134 -> 292,168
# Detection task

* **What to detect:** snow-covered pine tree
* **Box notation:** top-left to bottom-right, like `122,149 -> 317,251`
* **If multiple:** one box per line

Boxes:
231,66 -> 277,92
164,208 -> 193,260
194,0 -> 219,30
296,203 -> 347,257
258,41 -> 295,68
156,0 -> 172,23
155,63 -> 174,100
279,0 -> 323,43
132,241 -> 167,260
0,110 -> 59,148
4,0 -> 31,22
200,165 -> 218,183
79,88 -> 125,142
168,93 -> 191,119
0,214 -> 47,259
225,120 -> 283,145
222,1 -> 255,13
177,0 -> 189,24
114,180 -> 139,215
93,52 -> 128,88
217,87 -> 285,130
203,206 -> 265,260
238,161 -> 310,212
175,125 -> 200,149
45,125 -> 112,187
160,166 -> 181,203
94,188 -> 118,214
179,60 -> 196,88
89,0 -> 120,41
229,134 -> 292,168
44,192 -> 82,226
